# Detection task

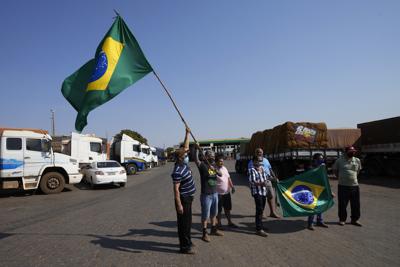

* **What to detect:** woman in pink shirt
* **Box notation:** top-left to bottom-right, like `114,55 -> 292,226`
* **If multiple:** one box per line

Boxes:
216,154 -> 238,229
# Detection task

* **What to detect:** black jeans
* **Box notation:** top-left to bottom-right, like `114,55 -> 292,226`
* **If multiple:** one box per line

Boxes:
253,194 -> 266,231
338,185 -> 360,222
176,195 -> 193,251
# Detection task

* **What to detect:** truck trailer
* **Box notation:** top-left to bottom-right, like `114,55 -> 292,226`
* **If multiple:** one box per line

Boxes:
357,116 -> 400,176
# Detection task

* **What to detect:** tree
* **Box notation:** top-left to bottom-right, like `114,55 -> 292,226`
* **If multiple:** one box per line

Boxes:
165,147 -> 176,160
114,129 -> 148,144
165,147 -> 175,154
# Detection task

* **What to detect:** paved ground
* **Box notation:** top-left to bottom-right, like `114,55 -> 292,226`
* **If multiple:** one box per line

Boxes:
0,160 -> 399,266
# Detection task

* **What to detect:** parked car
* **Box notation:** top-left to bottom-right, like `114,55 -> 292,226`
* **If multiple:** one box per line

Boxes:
82,160 -> 127,188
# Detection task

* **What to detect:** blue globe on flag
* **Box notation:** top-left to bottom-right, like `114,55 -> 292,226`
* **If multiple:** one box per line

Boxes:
291,185 -> 314,205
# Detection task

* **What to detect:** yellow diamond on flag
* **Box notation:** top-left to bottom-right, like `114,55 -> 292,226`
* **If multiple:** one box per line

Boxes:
87,37 -> 124,91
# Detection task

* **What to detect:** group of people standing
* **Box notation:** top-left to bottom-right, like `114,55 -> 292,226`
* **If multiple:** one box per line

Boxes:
171,128 -> 363,254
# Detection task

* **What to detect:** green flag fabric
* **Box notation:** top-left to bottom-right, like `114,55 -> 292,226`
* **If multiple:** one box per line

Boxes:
275,165 -> 334,217
62,15 -> 153,132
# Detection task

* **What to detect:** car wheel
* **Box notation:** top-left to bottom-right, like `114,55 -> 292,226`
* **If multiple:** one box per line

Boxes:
119,182 -> 126,187
126,164 -> 137,175
40,172 -> 65,194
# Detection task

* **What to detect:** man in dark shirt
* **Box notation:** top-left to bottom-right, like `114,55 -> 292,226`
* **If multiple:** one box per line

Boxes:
195,147 -> 224,242
171,127 -> 196,254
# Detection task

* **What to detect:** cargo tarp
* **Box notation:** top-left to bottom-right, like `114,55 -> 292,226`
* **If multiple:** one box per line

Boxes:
327,129 -> 361,149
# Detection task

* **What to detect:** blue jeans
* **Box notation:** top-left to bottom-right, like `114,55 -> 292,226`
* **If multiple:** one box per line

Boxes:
308,213 -> 323,225
200,193 -> 218,221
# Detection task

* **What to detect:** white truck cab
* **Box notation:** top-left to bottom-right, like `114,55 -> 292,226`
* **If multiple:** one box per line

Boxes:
64,132 -> 106,166
140,144 -> 151,167
150,146 -> 158,167
110,134 -> 146,175
0,128 -> 82,194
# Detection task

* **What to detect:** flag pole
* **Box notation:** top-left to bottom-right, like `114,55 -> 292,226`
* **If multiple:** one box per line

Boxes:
152,71 -> 209,161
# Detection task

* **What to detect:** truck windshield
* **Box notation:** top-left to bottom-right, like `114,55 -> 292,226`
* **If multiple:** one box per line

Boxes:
90,142 -> 102,153
142,148 -> 150,154
97,161 -> 121,168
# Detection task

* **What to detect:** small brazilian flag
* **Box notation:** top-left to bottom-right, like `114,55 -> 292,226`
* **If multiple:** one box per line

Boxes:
275,165 -> 334,217
61,15 -> 153,132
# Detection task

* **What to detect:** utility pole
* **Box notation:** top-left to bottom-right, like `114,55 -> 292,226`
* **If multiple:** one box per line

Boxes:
50,109 -> 55,136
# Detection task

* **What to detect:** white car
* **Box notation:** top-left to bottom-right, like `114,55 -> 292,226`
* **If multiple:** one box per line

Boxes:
82,160 -> 127,188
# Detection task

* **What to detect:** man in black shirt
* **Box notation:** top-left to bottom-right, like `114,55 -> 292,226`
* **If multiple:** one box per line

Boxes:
195,147 -> 224,242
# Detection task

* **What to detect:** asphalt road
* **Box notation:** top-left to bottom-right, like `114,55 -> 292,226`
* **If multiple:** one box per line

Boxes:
0,161 -> 399,266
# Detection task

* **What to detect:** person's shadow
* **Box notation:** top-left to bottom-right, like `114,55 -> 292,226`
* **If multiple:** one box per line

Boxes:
149,221 -> 203,236
239,219 -> 306,234
89,234 -> 178,254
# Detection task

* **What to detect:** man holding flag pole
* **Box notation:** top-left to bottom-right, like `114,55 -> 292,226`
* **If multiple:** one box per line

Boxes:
61,11 -> 208,254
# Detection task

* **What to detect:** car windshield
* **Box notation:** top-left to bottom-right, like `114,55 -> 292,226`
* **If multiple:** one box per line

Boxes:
97,161 -> 120,168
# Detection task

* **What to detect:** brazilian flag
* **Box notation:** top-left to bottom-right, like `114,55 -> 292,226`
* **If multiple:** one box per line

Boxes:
62,15 -> 153,132
275,165 -> 334,217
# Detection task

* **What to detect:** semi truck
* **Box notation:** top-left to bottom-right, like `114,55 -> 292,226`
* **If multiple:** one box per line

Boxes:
236,122 -> 361,179
150,146 -> 159,167
58,132 -> 106,167
110,134 -> 146,175
139,144 -> 152,168
357,116 -> 400,176
0,128 -> 82,194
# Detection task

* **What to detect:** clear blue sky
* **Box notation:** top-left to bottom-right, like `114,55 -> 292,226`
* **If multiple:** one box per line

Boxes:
0,0 -> 399,147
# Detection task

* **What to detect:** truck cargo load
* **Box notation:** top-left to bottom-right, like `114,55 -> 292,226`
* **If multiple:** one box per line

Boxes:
237,122 -> 355,179
247,122 -> 328,156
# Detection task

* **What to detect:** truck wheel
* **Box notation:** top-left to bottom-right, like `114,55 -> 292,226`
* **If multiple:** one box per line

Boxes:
126,164 -> 137,175
40,172 -> 65,194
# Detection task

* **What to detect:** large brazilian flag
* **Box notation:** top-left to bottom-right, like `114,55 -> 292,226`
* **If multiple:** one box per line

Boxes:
276,165 -> 334,217
62,15 -> 153,132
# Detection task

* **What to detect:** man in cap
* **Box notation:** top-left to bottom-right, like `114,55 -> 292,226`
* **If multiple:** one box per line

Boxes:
333,146 -> 362,226
195,146 -> 224,242
171,127 -> 196,254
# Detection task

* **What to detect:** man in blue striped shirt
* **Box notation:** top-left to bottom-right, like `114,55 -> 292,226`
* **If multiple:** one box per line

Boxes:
171,127 -> 196,254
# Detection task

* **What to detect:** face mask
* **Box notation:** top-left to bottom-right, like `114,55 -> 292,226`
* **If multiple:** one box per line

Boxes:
183,155 -> 189,164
